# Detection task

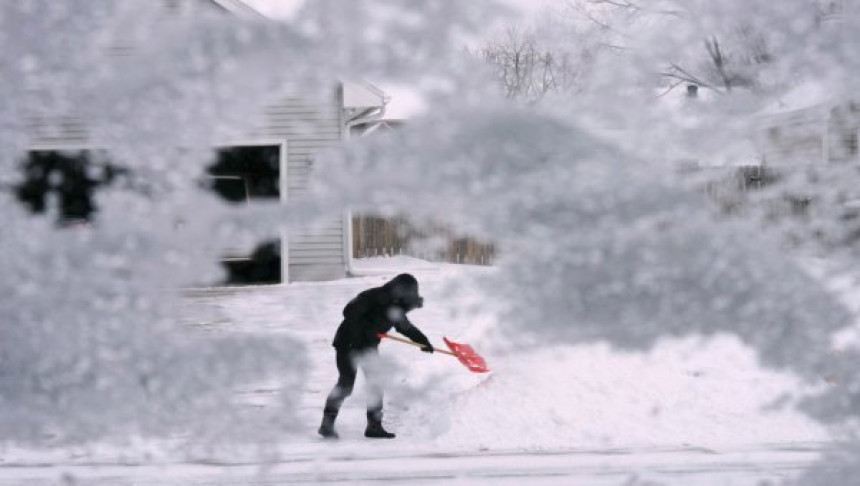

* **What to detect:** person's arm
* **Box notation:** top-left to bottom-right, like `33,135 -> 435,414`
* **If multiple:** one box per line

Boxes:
394,316 -> 434,353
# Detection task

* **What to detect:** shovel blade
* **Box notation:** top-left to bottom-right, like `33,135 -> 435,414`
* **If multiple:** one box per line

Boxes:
443,337 -> 490,373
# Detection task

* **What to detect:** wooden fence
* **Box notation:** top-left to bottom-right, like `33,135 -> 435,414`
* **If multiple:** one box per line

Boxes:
352,215 -> 496,265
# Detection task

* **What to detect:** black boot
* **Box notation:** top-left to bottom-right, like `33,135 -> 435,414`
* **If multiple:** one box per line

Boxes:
365,411 -> 395,439
318,410 -> 339,439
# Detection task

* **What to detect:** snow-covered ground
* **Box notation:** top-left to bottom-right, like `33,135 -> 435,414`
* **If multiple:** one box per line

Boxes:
0,256 -> 838,485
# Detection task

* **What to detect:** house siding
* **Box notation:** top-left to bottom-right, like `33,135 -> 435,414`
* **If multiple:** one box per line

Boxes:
26,116 -> 92,148
759,107 -> 827,166
759,101 -> 860,166
24,92 -> 347,283
254,95 -> 346,282
19,0 -> 349,284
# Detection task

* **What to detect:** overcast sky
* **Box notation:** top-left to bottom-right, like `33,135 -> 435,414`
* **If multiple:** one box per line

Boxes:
241,0 -> 556,118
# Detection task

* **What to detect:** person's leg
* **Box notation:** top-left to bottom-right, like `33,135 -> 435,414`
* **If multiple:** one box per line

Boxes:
359,348 -> 395,439
319,349 -> 357,439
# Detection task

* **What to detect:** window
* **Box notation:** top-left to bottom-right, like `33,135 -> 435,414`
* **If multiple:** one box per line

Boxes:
14,149 -> 126,226
204,144 -> 284,285
205,145 -> 280,202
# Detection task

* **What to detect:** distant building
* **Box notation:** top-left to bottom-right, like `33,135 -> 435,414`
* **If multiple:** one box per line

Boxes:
758,86 -> 860,166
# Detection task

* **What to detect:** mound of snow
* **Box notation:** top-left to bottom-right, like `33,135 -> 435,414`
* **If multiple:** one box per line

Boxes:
352,255 -> 444,274
403,336 -> 828,451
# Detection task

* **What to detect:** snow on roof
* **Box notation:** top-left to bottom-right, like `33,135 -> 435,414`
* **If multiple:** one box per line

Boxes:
241,0 -> 304,19
206,0 -> 266,19
760,82 -> 832,117
342,81 -> 430,120
342,81 -> 390,110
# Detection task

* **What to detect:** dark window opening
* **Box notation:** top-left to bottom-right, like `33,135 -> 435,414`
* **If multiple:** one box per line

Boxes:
220,240 -> 281,285
205,145 -> 280,203
14,150 -> 126,226
204,145 -> 282,285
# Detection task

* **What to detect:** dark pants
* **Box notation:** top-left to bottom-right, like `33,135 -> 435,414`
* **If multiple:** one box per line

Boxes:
323,347 -> 383,416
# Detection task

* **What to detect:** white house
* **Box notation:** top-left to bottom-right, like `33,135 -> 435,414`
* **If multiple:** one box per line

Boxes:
20,0 -> 391,284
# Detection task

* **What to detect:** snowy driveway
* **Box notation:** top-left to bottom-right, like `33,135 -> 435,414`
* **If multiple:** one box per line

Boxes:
0,442 -> 827,485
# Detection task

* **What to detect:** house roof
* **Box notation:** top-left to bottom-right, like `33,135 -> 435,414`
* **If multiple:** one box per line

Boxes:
203,0 -> 266,19
342,81 -> 391,110
760,82 -> 832,117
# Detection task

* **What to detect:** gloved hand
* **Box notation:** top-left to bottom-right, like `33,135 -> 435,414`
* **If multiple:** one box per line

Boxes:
420,343 -> 434,353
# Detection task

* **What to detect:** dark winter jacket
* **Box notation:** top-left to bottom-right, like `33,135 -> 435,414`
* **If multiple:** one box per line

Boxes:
332,274 -> 431,351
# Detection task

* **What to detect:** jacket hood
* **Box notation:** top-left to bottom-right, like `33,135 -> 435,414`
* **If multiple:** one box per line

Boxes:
384,273 -> 423,310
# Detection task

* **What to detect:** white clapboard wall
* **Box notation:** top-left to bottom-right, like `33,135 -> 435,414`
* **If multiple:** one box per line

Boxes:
23,0 -> 349,283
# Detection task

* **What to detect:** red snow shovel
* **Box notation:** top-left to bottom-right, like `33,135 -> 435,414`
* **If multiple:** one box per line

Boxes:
377,333 -> 490,373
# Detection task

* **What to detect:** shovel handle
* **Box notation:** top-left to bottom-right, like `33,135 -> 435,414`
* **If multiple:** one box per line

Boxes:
378,333 -> 457,357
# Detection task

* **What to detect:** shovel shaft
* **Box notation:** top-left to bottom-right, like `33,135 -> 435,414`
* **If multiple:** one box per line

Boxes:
379,333 -> 457,357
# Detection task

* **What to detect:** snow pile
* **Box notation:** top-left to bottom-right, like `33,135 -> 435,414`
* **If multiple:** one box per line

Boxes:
409,338 -> 827,451
352,255 -> 443,274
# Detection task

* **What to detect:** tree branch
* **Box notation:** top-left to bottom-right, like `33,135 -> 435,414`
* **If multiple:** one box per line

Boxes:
656,79 -> 685,98
705,36 -> 733,92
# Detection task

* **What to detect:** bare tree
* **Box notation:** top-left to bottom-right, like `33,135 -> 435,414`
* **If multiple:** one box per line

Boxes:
566,0 -> 777,95
478,27 -> 582,102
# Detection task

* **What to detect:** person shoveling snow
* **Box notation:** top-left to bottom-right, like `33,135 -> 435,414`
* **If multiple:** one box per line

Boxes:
319,273 -> 434,440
